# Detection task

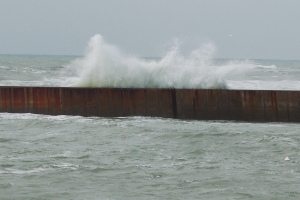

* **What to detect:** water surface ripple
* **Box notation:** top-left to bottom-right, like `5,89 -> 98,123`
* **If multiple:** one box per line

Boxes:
1,113 -> 299,199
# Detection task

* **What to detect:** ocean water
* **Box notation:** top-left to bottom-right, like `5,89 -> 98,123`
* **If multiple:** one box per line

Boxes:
1,36 -> 300,199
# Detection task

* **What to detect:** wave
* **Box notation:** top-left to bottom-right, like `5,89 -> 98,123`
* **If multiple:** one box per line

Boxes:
64,34 -> 257,89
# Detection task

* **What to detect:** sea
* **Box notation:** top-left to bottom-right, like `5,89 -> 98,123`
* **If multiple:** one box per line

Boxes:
1,35 -> 300,199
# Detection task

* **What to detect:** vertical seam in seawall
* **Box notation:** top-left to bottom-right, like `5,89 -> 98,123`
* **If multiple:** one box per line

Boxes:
172,89 -> 178,119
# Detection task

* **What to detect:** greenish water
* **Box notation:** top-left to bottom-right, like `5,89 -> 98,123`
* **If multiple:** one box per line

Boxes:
1,55 -> 300,199
1,114 -> 300,199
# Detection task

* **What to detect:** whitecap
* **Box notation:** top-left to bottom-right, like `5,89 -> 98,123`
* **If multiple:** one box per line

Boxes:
64,34 -> 258,89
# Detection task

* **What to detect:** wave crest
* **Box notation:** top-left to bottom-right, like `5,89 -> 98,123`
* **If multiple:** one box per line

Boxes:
67,34 -> 252,89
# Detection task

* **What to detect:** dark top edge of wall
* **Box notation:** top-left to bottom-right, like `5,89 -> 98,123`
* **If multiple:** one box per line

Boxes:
0,86 -> 299,93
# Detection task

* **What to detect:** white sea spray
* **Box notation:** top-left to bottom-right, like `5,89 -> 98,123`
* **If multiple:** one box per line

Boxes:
67,34 -> 255,89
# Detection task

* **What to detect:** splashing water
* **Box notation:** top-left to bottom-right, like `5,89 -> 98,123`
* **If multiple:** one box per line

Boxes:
67,34 -> 255,89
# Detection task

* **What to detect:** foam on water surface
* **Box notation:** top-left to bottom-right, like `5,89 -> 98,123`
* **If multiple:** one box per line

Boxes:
1,112 -> 300,199
0,35 -> 299,91
66,34 -> 260,89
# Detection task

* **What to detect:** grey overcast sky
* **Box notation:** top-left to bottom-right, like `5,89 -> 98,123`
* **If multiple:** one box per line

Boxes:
1,0 -> 300,59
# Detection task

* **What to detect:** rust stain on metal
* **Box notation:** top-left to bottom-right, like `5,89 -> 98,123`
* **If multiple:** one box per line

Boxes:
193,90 -> 199,118
270,91 -> 277,109
1,87 -> 300,122
171,89 -> 178,118
1,88 -> 12,112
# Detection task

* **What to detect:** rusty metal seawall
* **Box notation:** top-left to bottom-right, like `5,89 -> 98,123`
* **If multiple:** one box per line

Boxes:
0,86 -> 299,122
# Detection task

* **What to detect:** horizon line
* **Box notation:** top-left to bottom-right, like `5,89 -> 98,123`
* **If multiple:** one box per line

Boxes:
0,53 -> 299,61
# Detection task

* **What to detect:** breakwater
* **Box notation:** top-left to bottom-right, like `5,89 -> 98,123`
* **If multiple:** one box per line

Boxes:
0,87 -> 299,122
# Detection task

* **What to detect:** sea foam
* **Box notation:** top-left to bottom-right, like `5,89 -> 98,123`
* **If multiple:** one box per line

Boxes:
67,34 -> 255,89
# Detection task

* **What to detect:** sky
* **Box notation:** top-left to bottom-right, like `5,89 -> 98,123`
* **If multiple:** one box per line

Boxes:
1,0 -> 300,60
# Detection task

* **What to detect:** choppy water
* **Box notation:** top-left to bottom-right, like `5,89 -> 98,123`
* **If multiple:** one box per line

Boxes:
1,114 -> 300,199
1,37 -> 300,199
1,54 -> 300,91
